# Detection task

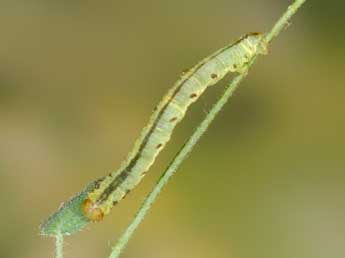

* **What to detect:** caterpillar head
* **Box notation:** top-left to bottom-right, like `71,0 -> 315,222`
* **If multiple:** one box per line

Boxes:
82,198 -> 105,222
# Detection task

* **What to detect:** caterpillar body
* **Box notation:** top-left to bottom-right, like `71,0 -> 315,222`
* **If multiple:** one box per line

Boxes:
82,32 -> 268,222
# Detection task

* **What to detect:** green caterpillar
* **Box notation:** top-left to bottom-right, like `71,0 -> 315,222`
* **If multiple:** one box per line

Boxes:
41,32 -> 267,236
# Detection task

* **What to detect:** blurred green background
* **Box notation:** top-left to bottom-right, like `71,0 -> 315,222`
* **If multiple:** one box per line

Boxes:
1,1 -> 345,258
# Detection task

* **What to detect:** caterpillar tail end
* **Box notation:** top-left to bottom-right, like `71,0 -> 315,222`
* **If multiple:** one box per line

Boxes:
257,33 -> 269,55
40,180 -> 100,237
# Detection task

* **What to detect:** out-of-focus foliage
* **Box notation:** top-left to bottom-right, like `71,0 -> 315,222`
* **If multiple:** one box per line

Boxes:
0,1 -> 344,258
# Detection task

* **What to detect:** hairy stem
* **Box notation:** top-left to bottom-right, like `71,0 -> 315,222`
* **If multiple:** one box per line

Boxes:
266,0 -> 307,43
108,1 -> 307,258
55,233 -> 63,258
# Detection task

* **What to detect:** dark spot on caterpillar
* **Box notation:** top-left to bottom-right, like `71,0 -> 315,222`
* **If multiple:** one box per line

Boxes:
190,93 -> 198,98
244,54 -> 249,59
248,32 -> 262,36
94,179 -> 103,189
170,117 -> 178,122
156,143 -> 163,149
122,189 -> 131,200
113,201 -> 118,206
211,73 -> 218,79
233,64 -> 238,69
182,68 -> 190,75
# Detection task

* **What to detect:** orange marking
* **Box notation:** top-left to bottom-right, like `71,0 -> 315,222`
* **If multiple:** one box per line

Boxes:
82,199 -> 105,222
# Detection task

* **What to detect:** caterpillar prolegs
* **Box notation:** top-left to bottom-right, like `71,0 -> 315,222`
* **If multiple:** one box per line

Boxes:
41,32 -> 267,235
83,33 -> 267,221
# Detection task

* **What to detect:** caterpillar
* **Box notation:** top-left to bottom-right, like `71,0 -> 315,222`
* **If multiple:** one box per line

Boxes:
83,32 -> 267,221
41,32 -> 267,236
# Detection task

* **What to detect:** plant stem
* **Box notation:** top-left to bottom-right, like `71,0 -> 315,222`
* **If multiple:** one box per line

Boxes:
266,0 -> 307,43
108,1 -> 307,258
109,74 -> 248,258
55,233 -> 64,258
